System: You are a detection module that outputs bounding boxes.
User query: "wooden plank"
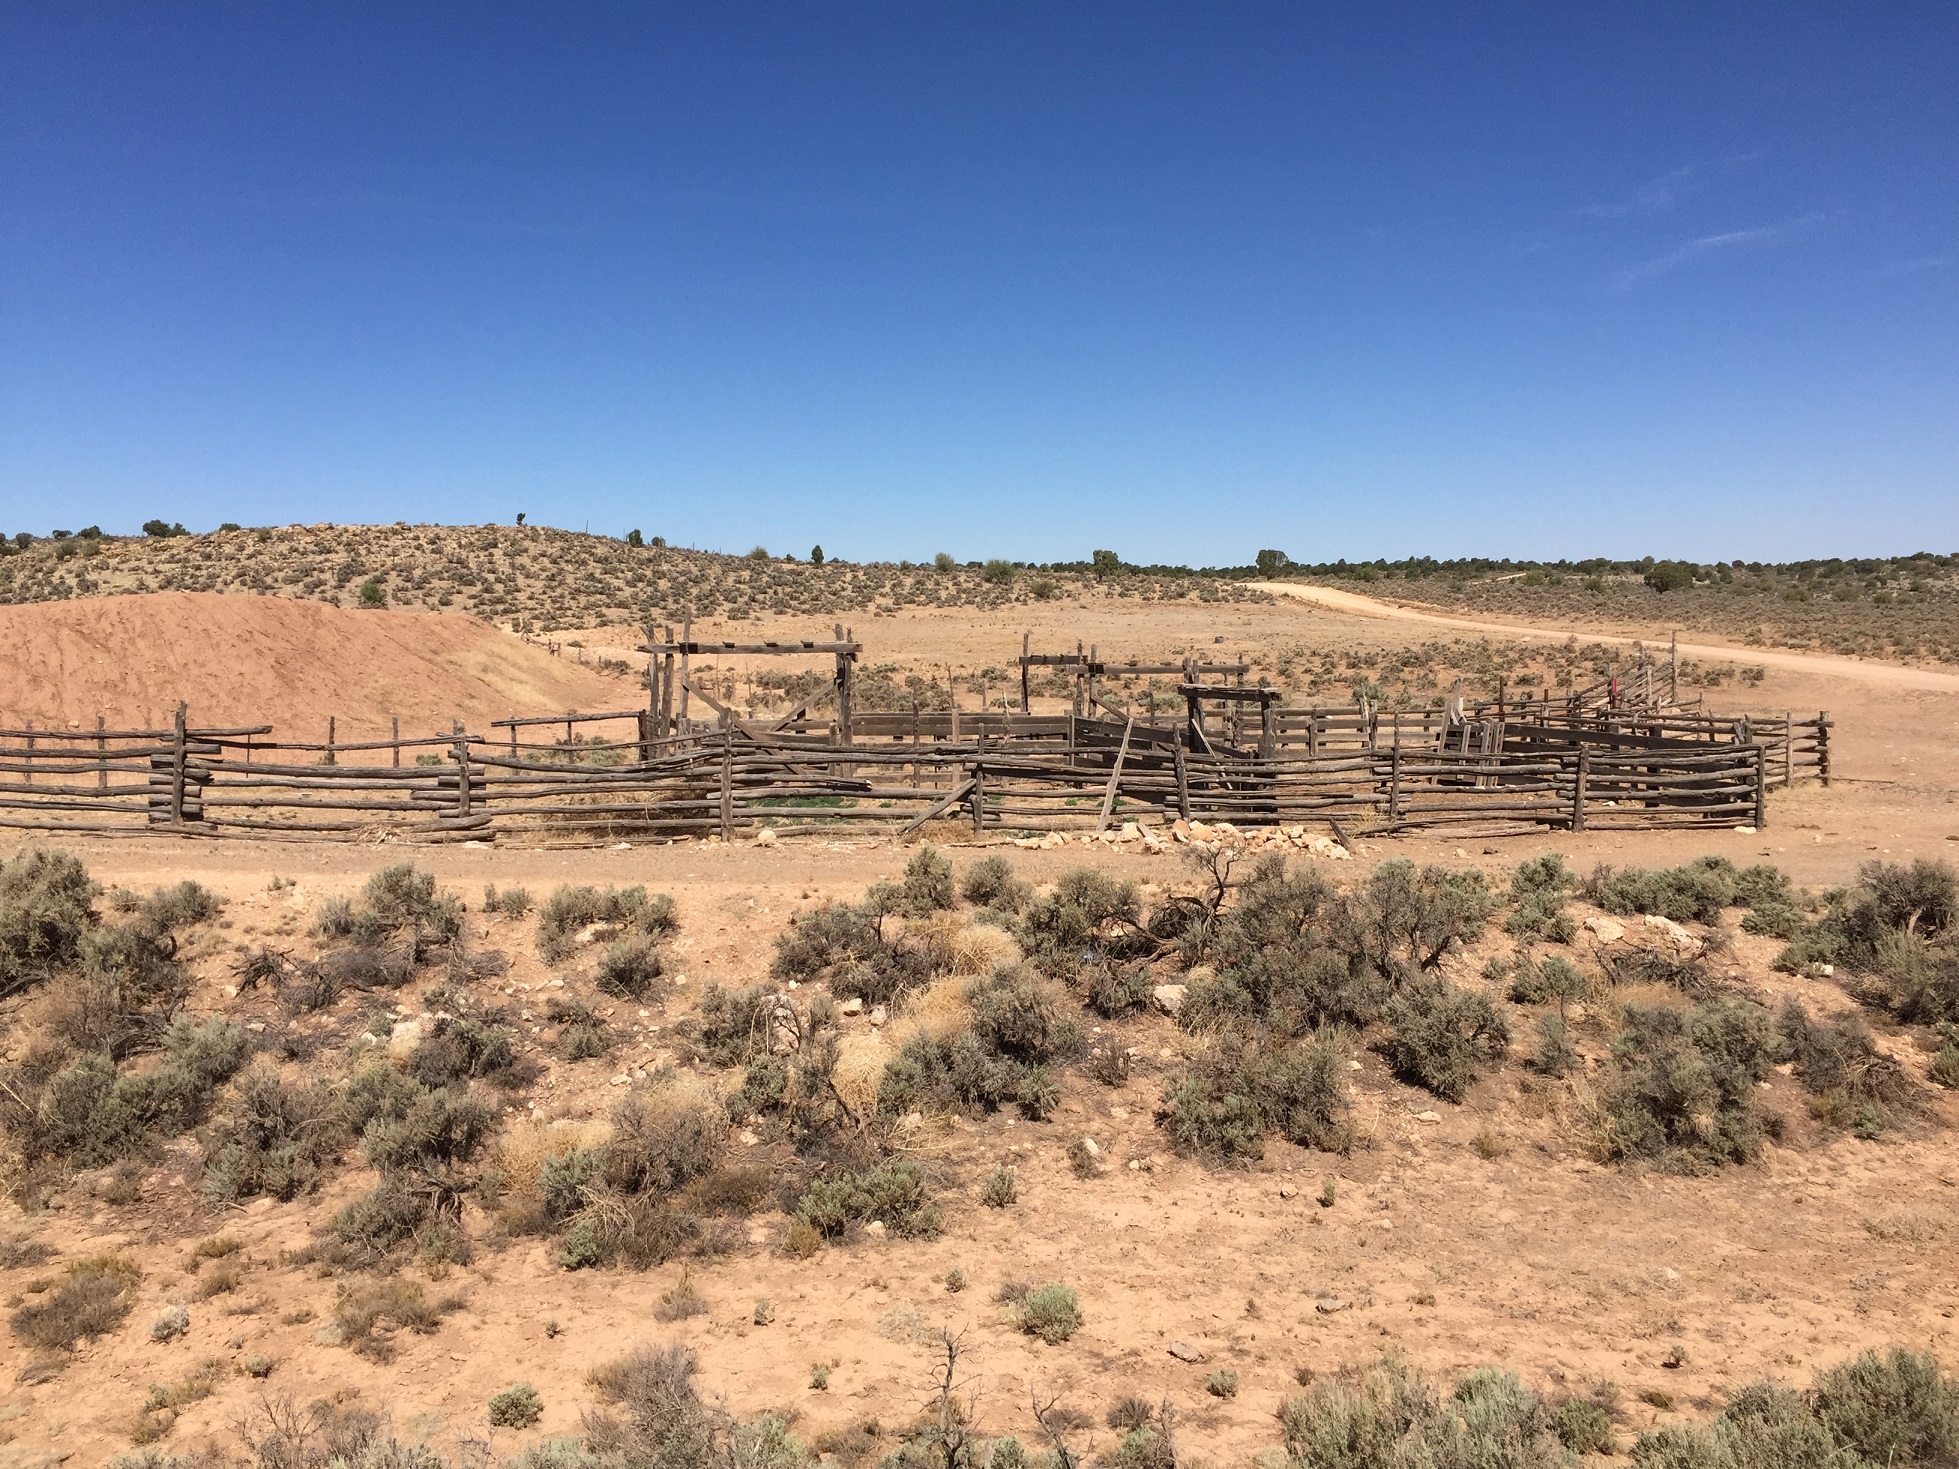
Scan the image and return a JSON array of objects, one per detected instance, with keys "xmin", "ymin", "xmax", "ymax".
[{"xmin": 1093, "ymin": 717, "xmax": 1136, "ymax": 835}]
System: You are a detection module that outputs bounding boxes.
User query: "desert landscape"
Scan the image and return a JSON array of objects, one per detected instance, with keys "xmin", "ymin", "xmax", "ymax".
[{"xmin": 0, "ymin": 533, "xmax": 1955, "ymax": 1468}]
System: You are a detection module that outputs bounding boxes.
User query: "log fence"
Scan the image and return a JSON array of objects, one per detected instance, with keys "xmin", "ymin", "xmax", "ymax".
[{"xmin": 0, "ymin": 628, "xmax": 1830, "ymax": 843}]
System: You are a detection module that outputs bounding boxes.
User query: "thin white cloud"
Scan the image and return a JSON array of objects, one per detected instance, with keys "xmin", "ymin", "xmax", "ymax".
[
  {"xmin": 1614, "ymin": 213, "xmax": 1825, "ymax": 290},
  {"xmin": 1878, "ymin": 255, "xmax": 1951, "ymax": 276},
  {"xmin": 1578, "ymin": 151, "xmax": 1766, "ymax": 220},
  {"xmin": 1579, "ymin": 164, "xmax": 1701, "ymax": 219}
]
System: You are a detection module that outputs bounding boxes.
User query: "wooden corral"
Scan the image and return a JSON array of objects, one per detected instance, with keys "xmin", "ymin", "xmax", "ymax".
[{"xmin": 0, "ymin": 632, "xmax": 1827, "ymax": 844}]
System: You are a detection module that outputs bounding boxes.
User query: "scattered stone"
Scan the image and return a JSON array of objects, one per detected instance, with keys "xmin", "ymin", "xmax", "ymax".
[
  {"xmin": 840, "ymin": 998, "xmax": 864, "ymax": 1016},
  {"xmin": 1413, "ymin": 1110, "xmax": 1441, "ymax": 1124},
  {"xmin": 1279, "ymin": 1184, "xmax": 1297, "ymax": 1199},
  {"xmin": 1079, "ymin": 1138, "xmax": 1100, "ymax": 1158},
  {"xmin": 1315, "ymin": 1298, "xmax": 1350, "ymax": 1314},
  {"xmin": 869, "ymin": 1006, "xmax": 887, "ymax": 1027},
  {"xmin": 1151, "ymin": 984, "xmax": 1188, "ymax": 1017},
  {"xmin": 1169, "ymin": 1340, "xmax": 1207, "ymax": 1363},
  {"xmin": 864, "ymin": 1221, "xmax": 886, "ymax": 1238},
  {"xmin": 1582, "ymin": 915, "xmax": 1626, "ymax": 944}
]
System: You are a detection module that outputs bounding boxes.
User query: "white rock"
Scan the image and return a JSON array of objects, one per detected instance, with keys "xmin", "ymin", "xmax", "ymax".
[
  {"xmin": 755, "ymin": 828, "xmax": 778, "ymax": 846},
  {"xmin": 869, "ymin": 1006, "xmax": 887, "ymax": 1026},
  {"xmin": 840, "ymin": 998, "xmax": 864, "ymax": 1016},
  {"xmin": 1151, "ymin": 984, "xmax": 1188, "ymax": 1017},
  {"xmin": 1168, "ymin": 1340, "xmax": 1207, "ymax": 1363},
  {"xmin": 1582, "ymin": 915, "xmax": 1627, "ymax": 944},
  {"xmin": 864, "ymin": 1220, "xmax": 886, "ymax": 1237},
  {"xmin": 1413, "ymin": 1110, "xmax": 1442, "ymax": 1123},
  {"xmin": 1080, "ymin": 1137, "xmax": 1100, "ymax": 1157}
]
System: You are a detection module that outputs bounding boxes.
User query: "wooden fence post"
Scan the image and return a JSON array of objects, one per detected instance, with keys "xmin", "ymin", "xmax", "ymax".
[
  {"xmin": 326, "ymin": 716, "xmax": 336, "ymax": 767},
  {"xmin": 970, "ymin": 762, "xmax": 986, "ymax": 837},
  {"xmin": 1020, "ymin": 631, "xmax": 1031, "ymax": 713},
  {"xmin": 455, "ymin": 727, "xmax": 473, "ymax": 821},
  {"xmin": 392, "ymin": 716, "xmax": 400, "ymax": 768},
  {"xmin": 1816, "ymin": 711, "xmax": 1830, "ymax": 786},
  {"xmin": 1172, "ymin": 738, "xmax": 1190, "ymax": 820},
  {"xmin": 719, "ymin": 733, "xmax": 734, "ymax": 841},
  {"xmin": 1753, "ymin": 743, "xmax": 1767, "ymax": 830},
  {"xmin": 1387, "ymin": 742, "xmax": 1402, "ymax": 829},
  {"xmin": 171, "ymin": 702, "xmax": 188, "ymax": 825},
  {"xmin": 1572, "ymin": 747, "xmax": 1588, "ymax": 832}
]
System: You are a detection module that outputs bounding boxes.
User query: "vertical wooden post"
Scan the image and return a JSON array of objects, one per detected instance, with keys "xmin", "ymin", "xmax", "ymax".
[
  {"xmin": 948, "ymin": 663, "xmax": 960, "ymax": 742},
  {"xmin": 1816, "ymin": 711, "xmax": 1830, "ymax": 786},
  {"xmin": 455, "ymin": 723, "xmax": 472, "ymax": 821},
  {"xmin": 970, "ymin": 761, "xmax": 986, "ymax": 837},
  {"xmin": 834, "ymin": 624, "xmax": 854, "ymax": 747},
  {"xmin": 392, "ymin": 716, "xmax": 400, "ymax": 768},
  {"xmin": 1572, "ymin": 747, "xmax": 1588, "ymax": 832},
  {"xmin": 1172, "ymin": 737, "xmax": 1190, "ymax": 820},
  {"xmin": 509, "ymin": 714, "xmax": 518, "ymax": 759},
  {"xmin": 637, "ymin": 710, "xmax": 652, "ymax": 764},
  {"xmin": 1087, "ymin": 645, "xmax": 1098, "ymax": 713},
  {"xmin": 96, "ymin": 715, "xmax": 107, "ymax": 791},
  {"xmin": 171, "ymin": 702, "xmax": 188, "ymax": 825},
  {"xmin": 677, "ymin": 616, "xmax": 692, "ymax": 729},
  {"xmin": 326, "ymin": 715, "xmax": 336, "ymax": 767},
  {"xmin": 1783, "ymin": 710, "xmax": 1794, "ymax": 788},
  {"xmin": 1669, "ymin": 631, "xmax": 1679, "ymax": 707},
  {"xmin": 1020, "ymin": 631, "xmax": 1031, "ymax": 713},
  {"xmin": 565, "ymin": 711, "xmax": 574, "ymax": 748},
  {"xmin": 1387, "ymin": 742, "xmax": 1402, "ymax": 829},
  {"xmin": 719, "ymin": 732, "xmax": 734, "ymax": 840},
  {"xmin": 1753, "ymin": 743, "xmax": 1767, "ymax": 829}
]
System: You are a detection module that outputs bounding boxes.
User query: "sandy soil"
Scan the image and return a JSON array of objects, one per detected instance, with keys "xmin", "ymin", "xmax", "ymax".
[
  {"xmin": 2, "ymin": 807, "xmax": 1956, "ymax": 1465},
  {"xmin": 0, "ymin": 591, "xmax": 1956, "ymax": 1466},
  {"xmin": 0, "ymin": 594, "xmax": 635, "ymax": 742}
]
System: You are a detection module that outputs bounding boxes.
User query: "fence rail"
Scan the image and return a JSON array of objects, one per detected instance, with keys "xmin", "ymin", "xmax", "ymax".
[{"xmin": 0, "ymin": 697, "xmax": 1826, "ymax": 843}]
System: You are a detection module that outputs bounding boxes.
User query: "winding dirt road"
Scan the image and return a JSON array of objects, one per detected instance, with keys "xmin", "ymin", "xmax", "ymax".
[{"xmin": 1249, "ymin": 581, "xmax": 1959, "ymax": 693}]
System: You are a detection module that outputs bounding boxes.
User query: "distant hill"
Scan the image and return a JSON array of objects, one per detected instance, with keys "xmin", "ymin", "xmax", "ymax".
[{"xmin": 0, "ymin": 523, "xmax": 1259, "ymax": 633}]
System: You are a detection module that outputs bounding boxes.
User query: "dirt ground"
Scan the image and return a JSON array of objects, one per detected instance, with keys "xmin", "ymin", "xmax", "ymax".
[{"xmin": 1, "ymin": 590, "xmax": 1956, "ymax": 1466}]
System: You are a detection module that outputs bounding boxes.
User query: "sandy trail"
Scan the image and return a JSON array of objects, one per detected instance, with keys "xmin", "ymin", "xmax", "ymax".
[{"xmin": 1250, "ymin": 582, "xmax": 1959, "ymax": 693}]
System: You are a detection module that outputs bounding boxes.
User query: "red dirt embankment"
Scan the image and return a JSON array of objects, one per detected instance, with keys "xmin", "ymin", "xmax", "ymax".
[{"xmin": 0, "ymin": 593, "xmax": 635, "ymax": 740}]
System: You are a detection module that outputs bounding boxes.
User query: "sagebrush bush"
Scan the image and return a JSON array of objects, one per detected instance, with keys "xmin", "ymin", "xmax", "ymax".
[
  {"xmin": 1279, "ymin": 1355, "xmax": 1569, "ymax": 1468},
  {"xmin": 876, "ymin": 967, "xmax": 1079, "ymax": 1120},
  {"xmin": 1159, "ymin": 1030, "xmax": 1354, "ymax": 1162},
  {"xmin": 1603, "ymin": 1000, "xmax": 1777, "ymax": 1172},
  {"xmin": 795, "ymin": 1160, "xmax": 942, "ymax": 1239},
  {"xmin": 201, "ymin": 1064, "xmax": 345, "ymax": 1202},
  {"xmin": 1017, "ymin": 1282, "xmax": 1082, "ymax": 1343},
  {"xmin": 898, "ymin": 845, "xmax": 955, "ymax": 915},
  {"xmin": 488, "ymin": 1382, "xmax": 545, "ymax": 1428},
  {"xmin": 585, "ymin": 1343, "xmax": 810, "ymax": 1468},
  {"xmin": 1587, "ymin": 856, "xmax": 1741, "ymax": 924},
  {"xmin": 1016, "ymin": 868, "xmax": 1148, "ymax": 977},
  {"xmin": 0, "ymin": 847, "xmax": 98, "ymax": 996},
  {"xmin": 596, "ymin": 934, "xmax": 666, "ymax": 999},
  {"xmin": 961, "ymin": 855, "xmax": 1030, "ymax": 912},
  {"xmin": 1778, "ymin": 998, "xmax": 1921, "ymax": 1137},
  {"xmin": 770, "ymin": 897, "xmax": 937, "ymax": 1003},
  {"xmin": 537, "ymin": 885, "xmax": 677, "ymax": 964},
  {"xmin": 135, "ymin": 881, "xmax": 223, "ymax": 934},
  {"xmin": 1381, "ymin": 975, "xmax": 1510, "ymax": 1102},
  {"xmin": 1630, "ymin": 1349, "xmax": 1959, "ymax": 1468}
]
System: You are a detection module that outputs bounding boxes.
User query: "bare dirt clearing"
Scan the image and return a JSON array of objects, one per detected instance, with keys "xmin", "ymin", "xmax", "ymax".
[{"xmin": 0, "ymin": 594, "xmax": 631, "ymax": 740}]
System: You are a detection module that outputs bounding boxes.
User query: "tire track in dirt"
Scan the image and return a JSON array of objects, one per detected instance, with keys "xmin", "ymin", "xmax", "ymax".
[{"xmin": 1249, "ymin": 581, "xmax": 1959, "ymax": 693}]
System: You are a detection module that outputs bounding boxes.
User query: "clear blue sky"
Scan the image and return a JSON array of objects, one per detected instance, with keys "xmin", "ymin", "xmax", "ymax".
[{"xmin": 2, "ymin": 4, "xmax": 1953, "ymax": 565}]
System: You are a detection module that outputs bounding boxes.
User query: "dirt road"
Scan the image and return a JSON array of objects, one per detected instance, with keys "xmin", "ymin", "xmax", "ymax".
[{"xmin": 1250, "ymin": 581, "xmax": 1959, "ymax": 693}]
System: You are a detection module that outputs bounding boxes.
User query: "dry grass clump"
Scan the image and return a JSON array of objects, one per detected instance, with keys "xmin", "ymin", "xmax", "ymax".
[
  {"xmin": 331, "ymin": 1276, "xmax": 464, "ymax": 1361},
  {"xmin": 9, "ymin": 1253, "xmax": 141, "ymax": 1351}
]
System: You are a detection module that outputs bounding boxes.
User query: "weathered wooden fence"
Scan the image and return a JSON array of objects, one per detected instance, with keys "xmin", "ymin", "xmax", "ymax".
[{"xmin": 0, "ymin": 698, "xmax": 1829, "ymax": 843}]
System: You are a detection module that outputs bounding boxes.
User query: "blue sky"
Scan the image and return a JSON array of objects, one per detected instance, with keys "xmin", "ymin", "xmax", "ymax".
[{"xmin": 2, "ymin": 4, "xmax": 1954, "ymax": 565}]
